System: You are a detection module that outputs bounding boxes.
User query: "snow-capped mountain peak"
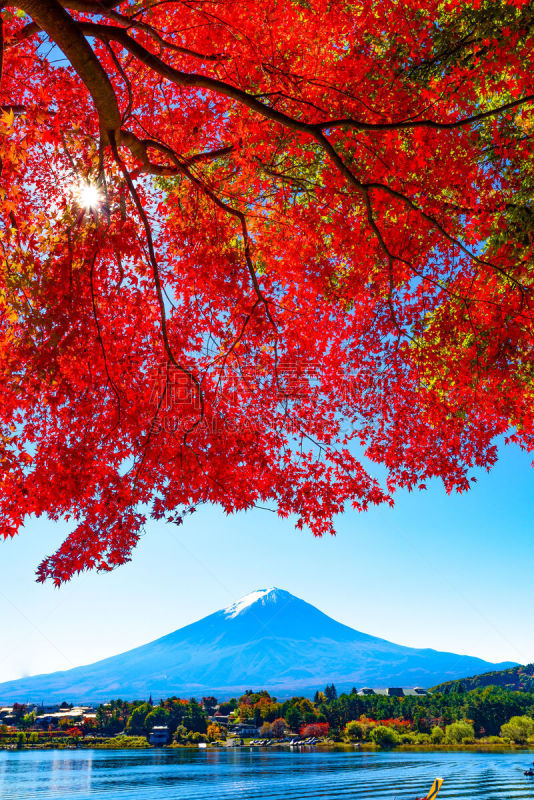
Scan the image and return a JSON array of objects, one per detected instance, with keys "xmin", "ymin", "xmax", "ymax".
[
  {"xmin": 224, "ymin": 587, "xmax": 280, "ymax": 619},
  {"xmin": 0, "ymin": 588, "xmax": 518, "ymax": 703}
]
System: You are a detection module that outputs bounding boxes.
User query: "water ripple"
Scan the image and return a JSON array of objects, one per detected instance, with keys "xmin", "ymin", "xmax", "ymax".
[{"xmin": 2, "ymin": 749, "xmax": 534, "ymax": 800}]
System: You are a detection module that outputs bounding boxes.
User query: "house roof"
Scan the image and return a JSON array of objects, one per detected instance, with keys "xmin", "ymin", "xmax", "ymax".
[{"xmin": 357, "ymin": 687, "xmax": 429, "ymax": 697}]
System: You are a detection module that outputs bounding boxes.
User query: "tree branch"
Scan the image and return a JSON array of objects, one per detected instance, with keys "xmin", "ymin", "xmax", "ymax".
[
  {"xmin": 15, "ymin": 0, "xmax": 121, "ymax": 136},
  {"xmin": 76, "ymin": 20, "xmax": 534, "ymax": 150},
  {"xmin": 75, "ymin": 21, "xmax": 315, "ymax": 136},
  {"xmin": 123, "ymin": 133, "xmax": 277, "ymax": 331},
  {"xmin": 314, "ymin": 131, "xmax": 527, "ymax": 294},
  {"xmin": 108, "ymin": 132, "xmax": 205, "ymax": 439},
  {"xmin": 58, "ymin": 0, "xmax": 122, "ymax": 10},
  {"xmin": 104, "ymin": 7, "xmax": 229, "ymax": 62},
  {"xmin": 315, "ymin": 94, "xmax": 534, "ymax": 133}
]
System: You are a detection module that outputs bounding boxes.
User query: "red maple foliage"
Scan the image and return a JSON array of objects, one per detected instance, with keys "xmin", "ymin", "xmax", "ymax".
[
  {"xmin": 300, "ymin": 722, "xmax": 329, "ymax": 737},
  {"xmin": 366, "ymin": 717, "xmax": 412, "ymax": 731},
  {"xmin": 0, "ymin": 1, "xmax": 533, "ymax": 582}
]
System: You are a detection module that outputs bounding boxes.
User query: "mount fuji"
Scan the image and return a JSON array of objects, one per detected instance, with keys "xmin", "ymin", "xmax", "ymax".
[{"xmin": 0, "ymin": 588, "xmax": 516, "ymax": 702}]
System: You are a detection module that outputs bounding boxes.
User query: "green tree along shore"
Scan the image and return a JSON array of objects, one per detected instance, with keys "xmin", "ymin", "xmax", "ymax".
[{"xmin": 5, "ymin": 682, "xmax": 534, "ymax": 749}]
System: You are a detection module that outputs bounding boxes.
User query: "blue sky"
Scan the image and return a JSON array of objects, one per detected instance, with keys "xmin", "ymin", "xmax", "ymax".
[{"xmin": 1, "ymin": 438, "xmax": 533, "ymax": 684}]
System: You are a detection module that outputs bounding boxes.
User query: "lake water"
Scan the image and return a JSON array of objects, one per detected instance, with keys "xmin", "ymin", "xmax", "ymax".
[{"xmin": 1, "ymin": 748, "xmax": 534, "ymax": 799}]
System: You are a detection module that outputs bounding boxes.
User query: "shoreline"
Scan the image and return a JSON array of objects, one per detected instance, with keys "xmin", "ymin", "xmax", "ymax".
[{"xmin": 2, "ymin": 741, "xmax": 534, "ymax": 754}]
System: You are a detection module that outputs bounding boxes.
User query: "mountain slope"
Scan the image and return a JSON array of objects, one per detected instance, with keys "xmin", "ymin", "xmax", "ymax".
[
  {"xmin": 432, "ymin": 663, "xmax": 534, "ymax": 693},
  {"xmin": 0, "ymin": 588, "xmax": 517, "ymax": 702}
]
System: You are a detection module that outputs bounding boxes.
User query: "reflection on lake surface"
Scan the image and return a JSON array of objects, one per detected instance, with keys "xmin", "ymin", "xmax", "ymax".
[{"xmin": 1, "ymin": 748, "xmax": 534, "ymax": 799}]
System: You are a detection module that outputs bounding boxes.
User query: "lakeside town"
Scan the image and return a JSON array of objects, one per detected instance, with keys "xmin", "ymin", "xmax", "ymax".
[{"xmin": 3, "ymin": 681, "xmax": 534, "ymax": 751}]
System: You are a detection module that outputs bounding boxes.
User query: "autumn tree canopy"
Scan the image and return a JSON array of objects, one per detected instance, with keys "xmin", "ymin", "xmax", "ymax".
[{"xmin": 0, "ymin": 0, "xmax": 533, "ymax": 582}]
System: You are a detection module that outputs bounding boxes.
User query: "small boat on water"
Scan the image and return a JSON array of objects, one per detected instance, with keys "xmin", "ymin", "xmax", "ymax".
[
  {"xmin": 524, "ymin": 761, "xmax": 534, "ymax": 776},
  {"xmin": 415, "ymin": 778, "xmax": 443, "ymax": 800}
]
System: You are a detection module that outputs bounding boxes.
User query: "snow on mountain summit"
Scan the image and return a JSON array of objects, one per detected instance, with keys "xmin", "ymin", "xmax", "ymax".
[{"xmin": 224, "ymin": 587, "xmax": 282, "ymax": 618}]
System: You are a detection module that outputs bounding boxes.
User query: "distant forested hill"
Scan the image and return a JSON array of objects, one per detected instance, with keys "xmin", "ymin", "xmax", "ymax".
[{"xmin": 433, "ymin": 664, "xmax": 534, "ymax": 694}]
